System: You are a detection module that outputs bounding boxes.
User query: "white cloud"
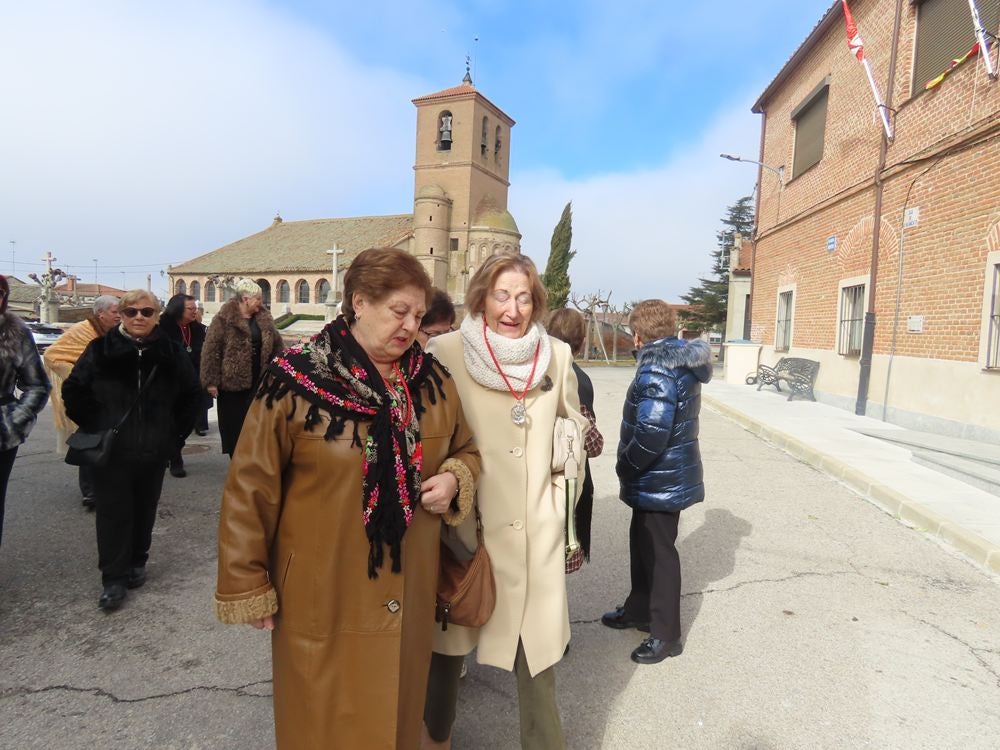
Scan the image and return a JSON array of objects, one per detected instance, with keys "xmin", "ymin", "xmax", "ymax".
[
  {"xmin": 510, "ymin": 101, "xmax": 763, "ymax": 304},
  {"xmin": 0, "ymin": 0, "xmax": 424, "ymax": 291}
]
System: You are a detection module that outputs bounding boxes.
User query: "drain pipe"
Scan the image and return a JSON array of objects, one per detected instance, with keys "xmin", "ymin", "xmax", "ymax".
[{"xmin": 856, "ymin": 0, "xmax": 904, "ymax": 416}]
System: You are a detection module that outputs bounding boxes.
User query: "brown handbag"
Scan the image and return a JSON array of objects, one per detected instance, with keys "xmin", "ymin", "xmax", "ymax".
[{"xmin": 435, "ymin": 511, "xmax": 496, "ymax": 631}]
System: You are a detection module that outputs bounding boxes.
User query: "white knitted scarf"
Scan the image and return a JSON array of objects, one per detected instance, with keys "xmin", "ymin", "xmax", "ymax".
[{"xmin": 460, "ymin": 313, "xmax": 551, "ymax": 393}]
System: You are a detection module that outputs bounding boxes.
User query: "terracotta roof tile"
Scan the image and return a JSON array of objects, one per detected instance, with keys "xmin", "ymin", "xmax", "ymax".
[
  {"xmin": 170, "ymin": 215, "xmax": 414, "ymax": 275},
  {"xmin": 55, "ymin": 282, "xmax": 128, "ymax": 297},
  {"xmin": 412, "ymin": 82, "xmax": 515, "ymax": 125}
]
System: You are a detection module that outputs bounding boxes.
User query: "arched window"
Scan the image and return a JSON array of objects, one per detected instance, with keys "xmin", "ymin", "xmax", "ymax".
[
  {"xmin": 175, "ymin": 279, "xmax": 186, "ymax": 295},
  {"xmin": 315, "ymin": 279, "xmax": 331, "ymax": 304},
  {"xmin": 190, "ymin": 281, "xmax": 201, "ymax": 301},
  {"xmin": 276, "ymin": 280, "xmax": 290, "ymax": 303},
  {"xmin": 494, "ymin": 125, "xmax": 502, "ymax": 161},
  {"xmin": 205, "ymin": 281, "xmax": 216, "ymax": 302},
  {"xmin": 438, "ymin": 110, "xmax": 453, "ymax": 151},
  {"xmin": 481, "ymin": 116, "xmax": 488, "ymax": 156},
  {"xmin": 257, "ymin": 279, "xmax": 271, "ymax": 308},
  {"xmin": 296, "ymin": 280, "xmax": 310, "ymax": 304}
]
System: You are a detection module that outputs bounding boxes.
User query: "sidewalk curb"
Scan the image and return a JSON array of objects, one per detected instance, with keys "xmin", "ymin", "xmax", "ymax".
[{"xmin": 704, "ymin": 394, "xmax": 1000, "ymax": 575}]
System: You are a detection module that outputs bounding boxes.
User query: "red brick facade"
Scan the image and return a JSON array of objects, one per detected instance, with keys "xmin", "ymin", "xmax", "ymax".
[{"xmin": 750, "ymin": 0, "xmax": 1000, "ymax": 435}]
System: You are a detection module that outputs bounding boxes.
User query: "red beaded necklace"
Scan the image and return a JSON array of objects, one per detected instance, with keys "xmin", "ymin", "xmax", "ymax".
[
  {"xmin": 482, "ymin": 317, "xmax": 540, "ymax": 425},
  {"xmin": 382, "ymin": 363, "xmax": 413, "ymax": 428}
]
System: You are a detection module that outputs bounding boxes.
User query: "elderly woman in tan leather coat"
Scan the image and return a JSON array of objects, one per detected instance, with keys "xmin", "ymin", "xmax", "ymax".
[
  {"xmin": 422, "ymin": 254, "xmax": 586, "ymax": 750},
  {"xmin": 215, "ymin": 249, "xmax": 480, "ymax": 750}
]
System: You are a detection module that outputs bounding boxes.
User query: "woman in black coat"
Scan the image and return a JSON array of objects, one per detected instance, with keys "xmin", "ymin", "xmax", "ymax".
[
  {"xmin": 63, "ymin": 290, "xmax": 202, "ymax": 612},
  {"xmin": 0, "ymin": 275, "xmax": 51, "ymax": 545},
  {"xmin": 601, "ymin": 299, "xmax": 712, "ymax": 665},
  {"xmin": 159, "ymin": 293, "xmax": 208, "ymax": 477}
]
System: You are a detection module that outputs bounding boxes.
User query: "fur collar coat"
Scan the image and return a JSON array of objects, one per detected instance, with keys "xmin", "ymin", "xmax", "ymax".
[{"xmin": 200, "ymin": 300, "xmax": 283, "ymax": 392}]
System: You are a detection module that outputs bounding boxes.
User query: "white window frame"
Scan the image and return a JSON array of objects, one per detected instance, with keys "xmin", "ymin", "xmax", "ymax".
[
  {"xmin": 775, "ymin": 284, "xmax": 796, "ymax": 352},
  {"xmin": 836, "ymin": 275, "xmax": 870, "ymax": 357},
  {"xmin": 979, "ymin": 251, "xmax": 1000, "ymax": 370}
]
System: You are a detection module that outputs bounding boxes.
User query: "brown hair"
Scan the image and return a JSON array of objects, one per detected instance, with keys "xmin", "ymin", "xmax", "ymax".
[
  {"xmin": 465, "ymin": 253, "xmax": 547, "ymax": 324},
  {"xmin": 547, "ymin": 308, "xmax": 585, "ymax": 353},
  {"xmin": 423, "ymin": 288, "xmax": 456, "ymax": 328},
  {"xmin": 342, "ymin": 248, "xmax": 432, "ymax": 323},
  {"xmin": 629, "ymin": 299, "xmax": 677, "ymax": 342},
  {"xmin": 121, "ymin": 289, "xmax": 161, "ymax": 321}
]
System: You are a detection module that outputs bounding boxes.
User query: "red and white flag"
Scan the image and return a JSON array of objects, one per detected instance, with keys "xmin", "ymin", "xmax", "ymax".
[
  {"xmin": 842, "ymin": 0, "xmax": 865, "ymax": 61},
  {"xmin": 840, "ymin": 0, "xmax": 893, "ymax": 139}
]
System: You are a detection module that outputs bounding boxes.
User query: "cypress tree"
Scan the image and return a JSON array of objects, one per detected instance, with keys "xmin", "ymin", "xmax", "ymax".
[{"xmin": 542, "ymin": 202, "xmax": 576, "ymax": 309}]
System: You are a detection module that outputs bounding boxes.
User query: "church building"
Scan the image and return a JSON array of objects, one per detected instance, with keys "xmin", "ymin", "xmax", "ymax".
[{"xmin": 168, "ymin": 73, "xmax": 522, "ymax": 316}]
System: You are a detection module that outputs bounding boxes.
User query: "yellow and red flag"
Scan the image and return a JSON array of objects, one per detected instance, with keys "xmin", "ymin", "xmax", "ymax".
[{"xmin": 925, "ymin": 42, "xmax": 981, "ymax": 90}]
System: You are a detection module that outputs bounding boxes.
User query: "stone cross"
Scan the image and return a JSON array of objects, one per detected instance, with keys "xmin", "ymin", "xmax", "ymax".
[{"xmin": 326, "ymin": 244, "xmax": 344, "ymax": 302}]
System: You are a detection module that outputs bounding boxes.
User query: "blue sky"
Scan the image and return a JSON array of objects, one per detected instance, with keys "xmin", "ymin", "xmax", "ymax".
[{"xmin": 0, "ymin": 0, "xmax": 834, "ymax": 302}]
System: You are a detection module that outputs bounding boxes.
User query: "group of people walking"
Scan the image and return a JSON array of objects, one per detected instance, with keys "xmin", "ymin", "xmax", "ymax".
[
  {"xmin": 0, "ymin": 244, "xmax": 711, "ymax": 749},
  {"xmin": 214, "ymin": 248, "xmax": 712, "ymax": 750}
]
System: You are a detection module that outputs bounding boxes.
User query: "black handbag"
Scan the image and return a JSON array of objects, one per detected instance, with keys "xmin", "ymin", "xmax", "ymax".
[{"xmin": 65, "ymin": 364, "xmax": 159, "ymax": 468}]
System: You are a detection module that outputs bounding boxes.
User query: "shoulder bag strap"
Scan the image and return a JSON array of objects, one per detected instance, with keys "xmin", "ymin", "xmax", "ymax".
[{"xmin": 111, "ymin": 363, "xmax": 160, "ymax": 434}]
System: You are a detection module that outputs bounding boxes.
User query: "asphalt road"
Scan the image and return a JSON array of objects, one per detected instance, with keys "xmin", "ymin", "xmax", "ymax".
[{"xmin": 1, "ymin": 366, "xmax": 998, "ymax": 749}]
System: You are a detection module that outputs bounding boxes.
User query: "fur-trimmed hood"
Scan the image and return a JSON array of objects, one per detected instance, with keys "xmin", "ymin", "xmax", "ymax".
[
  {"xmin": 0, "ymin": 312, "xmax": 30, "ymax": 363},
  {"xmin": 637, "ymin": 337, "xmax": 713, "ymax": 384}
]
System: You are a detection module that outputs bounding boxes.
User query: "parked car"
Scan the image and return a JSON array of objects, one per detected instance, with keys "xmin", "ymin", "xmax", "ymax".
[{"xmin": 26, "ymin": 322, "xmax": 63, "ymax": 352}]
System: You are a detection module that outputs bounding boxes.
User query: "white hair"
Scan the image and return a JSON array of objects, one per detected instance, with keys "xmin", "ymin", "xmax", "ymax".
[
  {"xmin": 93, "ymin": 295, "xmax": 120, "ymax": 314},
  {"xmin": 234, "ymin": 278, "xmax": 262, "ymax": 299}
]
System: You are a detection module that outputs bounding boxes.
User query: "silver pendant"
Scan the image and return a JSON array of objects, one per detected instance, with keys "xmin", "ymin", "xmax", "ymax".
[
  {"xmin": 511, "ymin": 401, "xmax": 526, "ymax": 425},
  {"xmin": 185, "ymin": 345, "xmax": 192, "ymax": 353}
]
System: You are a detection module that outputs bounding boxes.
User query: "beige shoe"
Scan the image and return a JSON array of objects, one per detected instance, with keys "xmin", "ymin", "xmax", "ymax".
[{"xmin": 420, "ymin": 723, "xmax": 451, "ymax": 750}]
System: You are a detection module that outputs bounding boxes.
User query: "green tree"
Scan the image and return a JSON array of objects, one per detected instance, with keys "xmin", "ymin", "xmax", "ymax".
[
  {"xmin": 680, "ymin": 195, "xmax": 754, "ymax": 332},
  {"xmin": 542, "ymin": 202, "xmax": 576, "ymax": 309}
]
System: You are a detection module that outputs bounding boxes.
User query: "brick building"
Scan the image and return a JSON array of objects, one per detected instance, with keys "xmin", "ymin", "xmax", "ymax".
[
  {"xmin": 168, "ymin": 73, "xmax": 522, "ymax": 318},
  {"xmin": 749, "ymin": 0, "xmax": 1000, "ymax": 439}
]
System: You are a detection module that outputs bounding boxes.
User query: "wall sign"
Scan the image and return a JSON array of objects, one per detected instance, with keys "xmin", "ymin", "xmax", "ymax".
[
  {"xmin": 907, "ymin": 315, "xmax": 924, "ymax": 333},
  {"xmin": 826, "ymin": 235, "xmax": 837, "ymax": 253},
  {"xmin": 904, "ymin": 207, "xmax": 920, "ymax": 228}
]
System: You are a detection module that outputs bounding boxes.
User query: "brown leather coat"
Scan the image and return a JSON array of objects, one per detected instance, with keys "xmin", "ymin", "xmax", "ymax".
[{"xmin": 215, "ymin": 365, "xmax": 479, "ymax": 750}]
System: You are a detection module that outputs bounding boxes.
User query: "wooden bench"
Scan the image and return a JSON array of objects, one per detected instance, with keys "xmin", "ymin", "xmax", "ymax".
[{"xmin": 755, "ymin": 357, "xmax": 820, "ymax": 401}]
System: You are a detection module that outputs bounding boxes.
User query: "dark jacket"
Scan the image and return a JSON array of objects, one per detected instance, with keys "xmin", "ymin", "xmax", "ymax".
[
  {"xmin": 0, "ymin": 312, "xmax": 51, "ymax": 451},
  {"xmin": 159, "ymin": 313, "xmax": 207, "ymax": 372},
  {"xmin": 63, "ymin": 326, "xmax": 202, "ymax": 463},
  {"xmin": 573, "ymin": 362, "xmax": 596, "ymax": 559},
  {"xmin": 200, "ymin": 300, "xmax": 282, "ymax": 392},
  {"xmin": 616, "ymin": 337, "xmax": 712, "ymax": 512}
]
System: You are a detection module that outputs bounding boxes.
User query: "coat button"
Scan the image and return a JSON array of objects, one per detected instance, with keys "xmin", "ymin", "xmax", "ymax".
[
  {"xmin": 512, "ymin": 520, "xmax": 523, "ymax": 530},
  {"xmin": 512, "ymin": 447, "xmax": 523, "ymax": 457},
  {"xmin": 386, "ymin": 599, "xmax": 401, "ymax": 613}
]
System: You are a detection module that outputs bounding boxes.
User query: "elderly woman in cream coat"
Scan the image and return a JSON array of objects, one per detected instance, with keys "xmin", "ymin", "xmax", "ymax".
[{"xmin": 422, "ymin": 254, "xmax": 587, "ymax": 750}]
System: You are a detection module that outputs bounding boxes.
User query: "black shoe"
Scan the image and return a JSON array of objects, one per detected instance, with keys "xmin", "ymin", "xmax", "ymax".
[
  {"xmin": 98, "ymin": 584, "xmax": 127, "ymax": 612},
  {"xmin": 82, "ymin": 496, "xmax": 96, "ymax": 510},
  {"xmin": 194, "ymin": 428, "xmax": 208, "ymax": 436},
  {"xmin": 127, "ymin": 566, "xmax": 147, "ymax": 589},
  {"xmin": 601, "ymin": 606, "xmax": 651, "ymax": 632},
  {"xmin": 631, "ymin": 637, "xmax": 683, "ymax": 664},
  {"xmin": 169, "ymin": 461, "xmax": 187, "ymax": 478}
]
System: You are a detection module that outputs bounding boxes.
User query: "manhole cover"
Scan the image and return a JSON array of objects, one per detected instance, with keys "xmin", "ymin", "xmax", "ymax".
[{"xmin": 182, "ymin": 444, "xmax": 213, "ymax": 456}]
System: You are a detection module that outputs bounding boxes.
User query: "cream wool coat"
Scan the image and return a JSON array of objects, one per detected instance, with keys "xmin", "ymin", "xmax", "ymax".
[{"xmin": 428, "ymin": 330, "xmax": 587, "ymax": 677}]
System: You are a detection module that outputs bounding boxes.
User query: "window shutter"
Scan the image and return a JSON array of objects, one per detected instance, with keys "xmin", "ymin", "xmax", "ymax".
[
  {"xmin": 793, "ymin": 87, "xmax": 829, "ymax": 176},
  {"xmin": 914, "ymin": 0, "xmax": 1000, "ymax": 92}
]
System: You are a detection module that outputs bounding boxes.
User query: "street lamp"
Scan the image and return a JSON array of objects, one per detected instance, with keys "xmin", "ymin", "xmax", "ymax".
[{"xmin": 720, "ymin": 153, "xmax": 784, "ymax": 182}]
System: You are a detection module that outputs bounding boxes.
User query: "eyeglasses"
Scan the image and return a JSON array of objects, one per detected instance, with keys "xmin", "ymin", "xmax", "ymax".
[
  {"xmin": 122, "ymin": 307, "xmax": 156, "ymax": 319},
  {"xmin": 419, "ymin": 326, "xmax": 453, "ymax": 339}
]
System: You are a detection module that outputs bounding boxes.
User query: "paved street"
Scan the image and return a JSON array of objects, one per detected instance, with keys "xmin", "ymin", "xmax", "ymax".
[{"xmin": 2, "ymin": 365, "xmax": 999, "ymax": 749}]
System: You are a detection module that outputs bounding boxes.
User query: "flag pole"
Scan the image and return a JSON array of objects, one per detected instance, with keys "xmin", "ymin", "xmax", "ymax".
[
  {"xmin": 862, "ymin": 57, "xmax": 894, "ymax": 140},
  {"xmin": 968, "ymin": 0, "xmax": 997, "ymax": 79}
]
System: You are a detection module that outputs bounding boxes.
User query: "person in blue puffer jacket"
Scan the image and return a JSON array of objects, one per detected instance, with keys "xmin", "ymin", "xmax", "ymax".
[{"xmin": 601, "ymin": 299, "xmax": 712, "ymax": 665}]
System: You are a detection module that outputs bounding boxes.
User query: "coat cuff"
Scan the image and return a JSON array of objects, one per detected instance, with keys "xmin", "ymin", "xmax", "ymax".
[
  {"xmin": 439, "ymin": 457, "xmax": 475, "ymax": 527},
  {"xmin": 214, "ymin": 583, "xmax": 278, "ymax": 624}
]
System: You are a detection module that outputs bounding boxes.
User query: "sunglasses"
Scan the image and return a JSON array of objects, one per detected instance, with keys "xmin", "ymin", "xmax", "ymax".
[{"xmin": 122, "ymin": 307, "xmax": 156, "ymax": 319}]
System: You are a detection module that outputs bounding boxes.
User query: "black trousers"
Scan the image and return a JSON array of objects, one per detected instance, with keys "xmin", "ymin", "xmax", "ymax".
[
  {"xmin": 217, "ymin": 389, "xmax": 253, "ymax": 456},
  {"xmin": 79, "ymin": 465, "xmax": 96, "ymax": 501},
  {"xmin": 623, "ymin": 507, "xmax": 682, "ymax": 643},
  {"xmin": 93, "ymin": 461, "xmax": 166, "ymax": 585},
  {"xmin": 196, "ymin": 391, "xmax": 212, "ymax": 432},
  {"xmin": 0, "ymin": 446, "xmax": 18, "ymax": 546}
]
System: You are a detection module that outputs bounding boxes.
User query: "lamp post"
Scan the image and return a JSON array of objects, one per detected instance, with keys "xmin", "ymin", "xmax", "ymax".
[
  {"xmin": 719, "ymin": 153, "xmax": 785, "ymax": 348},
  {"xmin": 720, "ymin": 153, "xmax": 784, "ymax": 182}
]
